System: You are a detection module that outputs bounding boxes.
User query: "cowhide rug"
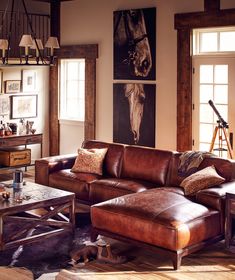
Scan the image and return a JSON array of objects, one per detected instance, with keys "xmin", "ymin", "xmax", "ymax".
[{"xmin": 0, "ymin": 215, "xmax": 92, "ymax": 279}]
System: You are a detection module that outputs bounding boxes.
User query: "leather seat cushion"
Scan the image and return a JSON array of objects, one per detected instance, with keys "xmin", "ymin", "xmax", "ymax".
[
  {"xmin": 91, "ymin": 189, "xmax": 221, "ymax": 251},
  {"xmin": 89, "ymin": 178, "xmax": 156, "ymax": 204},
  {"xmin": 49, "ymin": 169, "xmax": 100, "ymax": 201}
]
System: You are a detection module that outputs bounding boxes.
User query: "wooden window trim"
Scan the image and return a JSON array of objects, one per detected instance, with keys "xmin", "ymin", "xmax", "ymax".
[{"xmin": 49, "ymin": 44, "xmax": 98, "ymax": 155}]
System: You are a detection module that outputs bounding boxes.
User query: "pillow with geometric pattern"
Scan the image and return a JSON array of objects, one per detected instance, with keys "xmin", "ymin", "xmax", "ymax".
[
  {"xmin": 71, "ymin": 148, "xmax": 108, "ymax": 175},
  {"xmin": 180, "ymin": 165, "xmax": 225, "ymax": 196}
]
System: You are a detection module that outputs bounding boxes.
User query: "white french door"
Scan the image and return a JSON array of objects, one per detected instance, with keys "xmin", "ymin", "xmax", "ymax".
[{"xmin": 192, "ymin": 57, "xmax": 235, "ymax": 158}]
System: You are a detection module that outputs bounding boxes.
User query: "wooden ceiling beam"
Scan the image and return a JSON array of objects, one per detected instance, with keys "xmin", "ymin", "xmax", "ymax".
[{"xmin": 175, "ymin": 8, "xmax": 235, "ymax": 29}]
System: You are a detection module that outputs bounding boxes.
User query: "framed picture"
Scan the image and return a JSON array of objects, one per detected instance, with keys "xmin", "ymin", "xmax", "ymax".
[
  {"xmin": 22, "ymin": 70, "xmax": 37, "ymax": 92},
  {"xmin": 0, "ymin": 95, "xmax": 10, "ymax": 115},
  {"xmin": 113, "ymin": 83, "xmax": 156, "ymax": 147},
  {"xmin": 11, "ymin": 95, "xmax": 38, "ymax": 119},
  {"xmin": 4, "ymin": 80, "xmax": 21, "ymax": 93},
  {"xmin": 113, "ymin": 7, "xmax": 156, "ymax": 80}
]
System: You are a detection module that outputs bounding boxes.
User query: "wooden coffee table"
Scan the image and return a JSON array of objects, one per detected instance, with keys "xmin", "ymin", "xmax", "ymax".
[{"xmin": 0, "ymin": 181, "xmax": 75, "ymax": 250}]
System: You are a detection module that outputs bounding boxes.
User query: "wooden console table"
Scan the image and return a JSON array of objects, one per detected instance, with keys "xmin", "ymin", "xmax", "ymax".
[{"xmin": 0, "ymin": 133, "xmax": 43, "ymax": 170}]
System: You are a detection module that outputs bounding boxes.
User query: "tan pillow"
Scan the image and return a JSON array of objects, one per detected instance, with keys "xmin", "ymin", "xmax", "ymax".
[
  {"xmin": 71, "ymin": 148, "xmax": 108, "ymax": 175},
  {"xmin": 180, "ymin": 165, "xmax": 225, "ymax": 196}
]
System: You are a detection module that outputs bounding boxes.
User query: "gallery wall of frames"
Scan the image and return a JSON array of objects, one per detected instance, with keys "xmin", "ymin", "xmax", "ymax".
[
  {"xmin": 113, "ymin": 7, "xmax": 156, "ymax": 148},
  {"xmin": 0, "ymin": 69, "xmax": 38, "ymax": 121},
  {"xmin": 0, "ymin": 66, "xmax": 49, "ymax": 157}
]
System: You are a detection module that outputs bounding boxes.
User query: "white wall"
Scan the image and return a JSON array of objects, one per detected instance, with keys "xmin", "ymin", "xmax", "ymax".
[
  {"xmin": 0, "ymin": 66, "xmax": 49, "ymax": 160},
  {"xmin": 60, "ymin": 0, "xmax": 235, "ymax": 151}
]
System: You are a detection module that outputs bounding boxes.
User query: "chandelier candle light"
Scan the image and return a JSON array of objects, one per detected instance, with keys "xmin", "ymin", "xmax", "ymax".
[
  {"xmin": 0, "ymin": 0, "xmax": 60, "ymax": 65},
  {"xmin": 0, "ymin": 39, "xmax": 9, "ymax": 64}
]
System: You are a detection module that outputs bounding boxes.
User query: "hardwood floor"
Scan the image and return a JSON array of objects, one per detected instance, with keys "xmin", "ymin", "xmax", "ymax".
[
  {"xmin": 58, "ymin": 238, "xmax": 235, "ymax": 280},
  {"xmin": 0, "ymin": 168, "xmax": 35, "ymax": 183},
  {"xmin": 1, "ymin": 168, "xmax": 235, "ymax": 279}
]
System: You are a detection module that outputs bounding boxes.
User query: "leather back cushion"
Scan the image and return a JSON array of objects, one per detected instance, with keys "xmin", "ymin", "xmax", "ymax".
[
  {"xmin": 121, "ymin": 146, "xmax": 173, "ymax": 185},
  {"xmin": 167, "ymin": 152, "xmax": 235, "ymax": 186},
  {"xmin": 82, "ymin": 140, "xmax": 124, "ymax": 178}
]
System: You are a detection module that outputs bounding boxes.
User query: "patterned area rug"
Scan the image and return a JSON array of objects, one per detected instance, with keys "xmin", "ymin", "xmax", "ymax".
[{"xmin": 0, "ymin": 215, "xmax": 92, "ymax": 279}]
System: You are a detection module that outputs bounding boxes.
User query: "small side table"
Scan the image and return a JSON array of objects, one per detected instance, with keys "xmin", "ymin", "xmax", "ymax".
[{"xmin": 225, "ymin": 191, "xmax": 235, "ymax": 249}]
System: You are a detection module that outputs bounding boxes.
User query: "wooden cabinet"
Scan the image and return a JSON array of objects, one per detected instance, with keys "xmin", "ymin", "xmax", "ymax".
[{"xmin": 0, "ymin": 133, "xmax": 43, "ymax": 170}]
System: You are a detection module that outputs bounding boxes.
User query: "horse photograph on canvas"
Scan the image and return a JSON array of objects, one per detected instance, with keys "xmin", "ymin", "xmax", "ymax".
[
  {"xmin": 113, "ymin": 8, "xmax": 156, "ymax": 80},
  {"xmin": 113, "ymin": 83, "xmax": 155, "ymax": 147}
]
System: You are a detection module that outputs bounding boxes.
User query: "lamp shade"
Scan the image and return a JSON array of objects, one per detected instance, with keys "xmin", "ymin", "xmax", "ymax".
[
  {"xmin": 0, "ymin": 39, "xmax": 8, "ymax": 50},
  {"xmin": 19, "ymin": 34, "xmax": 33, "ymax": 47},
  {"xmin": 45, "ymin": 37, "xmax": 60, "ymax": 49},
  {"xmin": 31, "ymin": 39, "xmax": 44, "ymax": 50}
]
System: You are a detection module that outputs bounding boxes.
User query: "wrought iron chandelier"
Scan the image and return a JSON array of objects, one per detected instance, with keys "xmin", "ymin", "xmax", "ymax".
[{"xmin": 0, "ymin": 0, "xmax": 60, "ymax": 66}]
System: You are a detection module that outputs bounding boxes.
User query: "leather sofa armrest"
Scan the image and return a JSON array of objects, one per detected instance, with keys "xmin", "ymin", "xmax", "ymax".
[
  {"xmin": 35, "ymin": 154, "xmax": 77, "ymax": 186},
  {"xmin": 195, "ymin": 181, "xmax": 235, "ymax": 211}
]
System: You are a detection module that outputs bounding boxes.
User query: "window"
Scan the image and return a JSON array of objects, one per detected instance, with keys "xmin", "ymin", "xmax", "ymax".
[
  {"xmin": 193, "ymin": 27, "xmax": 235, "ymax": 54},
  {"xmin": 60, "ymin": 59, "xmax": 85, "ymax": 121},
  {"xmin": 193, "ymin": 57, "xmax": 235, "ymax": 159}
]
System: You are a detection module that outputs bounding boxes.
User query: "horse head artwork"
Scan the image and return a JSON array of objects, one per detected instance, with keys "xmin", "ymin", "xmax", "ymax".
[
  {"xmin": 114, "ymin": 9, "xmax": 152, "ymax": 78},
  {"xmin": 124, "ymin": 83, "xmax": 145, "ymax": 144}
]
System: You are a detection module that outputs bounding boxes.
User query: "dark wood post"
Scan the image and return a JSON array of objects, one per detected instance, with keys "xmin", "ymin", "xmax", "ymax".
[
  {"xmin": 177, "ymin": 28, "xmax": 192, "ymax": 151},
  {"xmin": 50, "ymin": 0, "xmax": 61, "ymax": 41},
  {"xmin": 85, "ymin": 58, "xmax": 96, "ymax": 140},
  {"xmin": 49, "ymin": 0, "xmax": 60, "ymax": 155},
  {"xmin": 204, "ymin": 0, "xmax": 220, "ymax": 12},
  {"xmin": 49, "ymin": 64, "xmax": 60, "ymax": 156}
]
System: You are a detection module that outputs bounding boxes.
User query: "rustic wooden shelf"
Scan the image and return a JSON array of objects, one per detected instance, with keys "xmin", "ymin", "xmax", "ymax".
[{"xmin": 0, "ymin": 133, "xmax": 43, "ymax": 172}]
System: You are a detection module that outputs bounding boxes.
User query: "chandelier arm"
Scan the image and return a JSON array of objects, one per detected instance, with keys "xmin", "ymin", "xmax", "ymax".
[{"xmin": 21, "ymin": 0, "xmax": 45, "ymax": 64}]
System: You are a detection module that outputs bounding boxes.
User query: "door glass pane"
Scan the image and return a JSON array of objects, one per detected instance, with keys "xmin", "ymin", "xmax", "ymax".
[
  {"xmin": 200, "ymin": 123, "xmax": 213, "ymax": 142},
  {"xmin": 200, "ymin": 65, "xmax": 213, "ymax": 83},
  {"xmin": 200, "ymin": 32, "xmax": 218, "ymax": 52},
  {"xmin": 200, "ymin": 85, "xmax": 213, "ymax": 102},
  {"xmin": 214, "ymin": 65, "xmax": 228, "ymax": 84},
  {"xmin": 200, "ymin": 104, "xmax": 213, "ymax": 123},
  {"xmin": 214, "ymin": 105, "xmax": 228, "ymax": 123},
  {"xmin": 199, "ymin": 143, "xmax": 211, "ymax": 152},
  {"xmin": 214, "ymin": 85, "xmax": 228, "ymax": 104},
  {"xmin": 220, "ymin": 32, "xmax": 235, "ymax": 51}
]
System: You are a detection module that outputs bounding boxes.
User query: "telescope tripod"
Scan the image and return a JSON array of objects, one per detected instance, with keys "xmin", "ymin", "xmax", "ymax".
[{"xmin": 209, "ymin": 123, "xmax": 233, "ymax": 159}]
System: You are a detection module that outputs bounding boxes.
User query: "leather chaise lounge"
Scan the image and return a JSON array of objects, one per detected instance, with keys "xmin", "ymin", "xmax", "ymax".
[{"xmin": 35, "ymin": 140, "xmax": 235, "ymax": 269}]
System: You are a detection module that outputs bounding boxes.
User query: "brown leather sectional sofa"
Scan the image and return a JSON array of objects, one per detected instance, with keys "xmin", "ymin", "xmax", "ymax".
[{"xmin": 35, "ymin": 140, "xmax": 235, "ymax": 269}]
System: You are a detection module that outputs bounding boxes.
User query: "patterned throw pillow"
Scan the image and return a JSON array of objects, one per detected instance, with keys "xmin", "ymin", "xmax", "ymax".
[
  {"xmin": 180, "ymin": 165, "xmax": 225, "ymax": 196},
  {"xmin": 71, "ymin": 148, "xmax": 108, "ymax": 175}
]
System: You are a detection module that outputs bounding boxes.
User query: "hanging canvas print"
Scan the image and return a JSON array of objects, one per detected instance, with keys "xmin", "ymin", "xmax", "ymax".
[
  {"xmin": 113, "ymin": 83, "xmax": 155, "ymax": 147},
  {"xmin": 113, "ymin": 7, "xmax": 156, "ymax": 80}
]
